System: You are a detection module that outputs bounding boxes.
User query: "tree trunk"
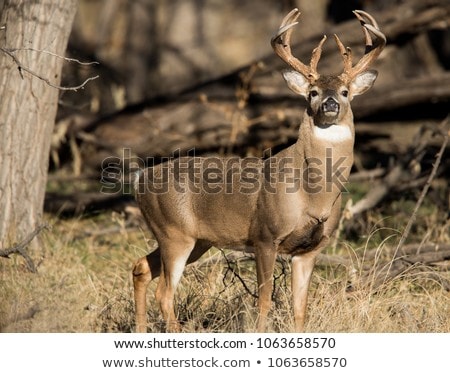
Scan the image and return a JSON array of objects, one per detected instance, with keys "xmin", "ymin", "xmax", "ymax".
[
  {"xmin": 295, "ymin": 0, "xmax": 328, "ymax": 39},
  {"xmin": 125, "ymin": 0, "xmax": 163, "ymax": 103},
  {"xmin": 0, "ymin": 0, "xmax": 77, "ymax": 246}
]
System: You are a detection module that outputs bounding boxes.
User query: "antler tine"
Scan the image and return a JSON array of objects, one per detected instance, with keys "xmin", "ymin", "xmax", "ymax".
[
  {"xmin": 333, "ymin": 34, "xmax": 353, "ymax": 76},
  {"xmin": 353, "ymin": 10, "xmax": 373, "ymax": 51},
  {"xmin": 272, "ymin": 8, "xmax": 300, "ymax": 46},
  {"xmin": 310, "ymin": 35, "xmax": 327, "ymax": 73},
  {"xmin": 354, "ymin": 10, "xmax": 380, "ymax": 29},
  {"xmin": 339, "ymin": 10, "xmax": 386, "ymax": 83},
  {"xmin": 271, "ymin": 8, "xmax": 321, "ymax": 82}
]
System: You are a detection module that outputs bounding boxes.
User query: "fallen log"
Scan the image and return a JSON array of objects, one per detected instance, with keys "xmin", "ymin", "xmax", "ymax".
[
  {"xmin": 52, "ymin": 0, "xmax": 450, "ymax": 173},
  {"xmin": 72, "ymin": 71, "xmax": 450, "ymax": 175},
  {"xmin": 348, "ymin": 118, "xmax": 449, "ymax": 217}
]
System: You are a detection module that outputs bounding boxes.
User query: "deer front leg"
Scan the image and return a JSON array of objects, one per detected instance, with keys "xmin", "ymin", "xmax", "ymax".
[
  {"xmin": 132, "ymin": 250, "xmax": 162, "ymax": 333},
  {"xmin": 291, "ymin": 248, "xmax": 321, "ymax": 332},
  {"xmin": 254, "ymin": 245, "xmax": 277, "ymax": 332}
]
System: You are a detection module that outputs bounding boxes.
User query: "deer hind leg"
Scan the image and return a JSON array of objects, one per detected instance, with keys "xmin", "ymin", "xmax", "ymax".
[
  {"xmin": 133, "ymin": 250, "xmax": 162, "ymax": 333},
  {"xmin": 155, "ymin": 238, "xmax": 209, "ymax": 332},
  {"xmin": 133, "ymin": 240, "xmax": 211, "ymax": 333},
  {"xmin": 254, "ymin": 245, "xmax": 277, "ymax": 332}
]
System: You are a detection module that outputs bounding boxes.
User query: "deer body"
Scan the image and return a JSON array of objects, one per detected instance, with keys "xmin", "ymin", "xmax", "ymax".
[{"xmin": 132, "ymin": 9, "xmax": 385, "ymax": 332}]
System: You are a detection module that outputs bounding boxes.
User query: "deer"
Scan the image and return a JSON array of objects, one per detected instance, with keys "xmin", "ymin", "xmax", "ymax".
[{"xmin": 132, "ymin": 8, "xmax": 385, "ymax": 333}]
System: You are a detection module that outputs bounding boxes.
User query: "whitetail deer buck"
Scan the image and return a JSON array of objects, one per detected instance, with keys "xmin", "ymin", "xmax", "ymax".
[{"xmin": 132, "ymin": 8, "xmax": 385, "ymax": 332}]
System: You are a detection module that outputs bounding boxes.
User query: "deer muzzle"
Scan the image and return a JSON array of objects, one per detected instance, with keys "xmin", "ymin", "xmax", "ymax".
[{"xmin": 322, "ymin": 97, "xmax": 339, "ymax": 115}]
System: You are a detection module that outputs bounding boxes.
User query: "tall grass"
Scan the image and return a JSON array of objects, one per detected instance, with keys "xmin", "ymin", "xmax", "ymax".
[{"xmin": 1, "ymin": 210, "xmax": 448, "ymax": 333}]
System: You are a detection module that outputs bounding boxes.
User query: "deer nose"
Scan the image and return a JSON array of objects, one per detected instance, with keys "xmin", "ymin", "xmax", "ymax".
[{"xmin": 322, "ymin": 97, "xmax": 339, "ymax": 113}]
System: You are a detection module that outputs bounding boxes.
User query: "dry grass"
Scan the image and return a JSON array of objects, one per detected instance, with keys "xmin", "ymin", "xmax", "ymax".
[{"xmin": 1, "ymin": 208, "xmax": 449, "ymax": 333}]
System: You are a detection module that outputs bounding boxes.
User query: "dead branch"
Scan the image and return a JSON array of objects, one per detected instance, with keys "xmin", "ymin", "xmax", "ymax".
[
  {"xmin": 353, "ymin": 73, "xmax": 450, "ymax": 117},
  {"xmin": 362, "ymin": 242, "xmax": 450, "ymax": 261},
  {"xmin": 397, "ymin": 242, "xmax": 450, "ymax": 257},
  {"xmin": 13, "ymin": 47, "xmax": 99, "ymax": 66},
  {"xmin": 347, "ymin": 165, "xmax": 404, "ymax": 216},
  {"xmin": 0, "ymin": 47, "xmax": 99, "ymax": 91},
  {"xmin": 348, "ymin": 118, "xmax": 449, "ymax": 217},
  {"xmin": 219, "ymin": 249, "xmax": 258, "ymax": 299},
  {"xmin": 0, "ymin": 223, "xmax": 50, "ymax": 272},
  {"xmin": 367, "ymin": 259, "xmax": 450, "ymax": 291},
  {"xmin": 44, "ymin": 191, "xmax": 133, "ymax": 216},
  {"xmin": 394, "ymin": 116, "xmax": 449, "ymax": 253},
  {"xmin": 348, "ymin": 168, "xmax": 386, "ymax": 182},
  {"xmin": 402, "ymin": 249, "xmax": 450, "ymax": 265},
  {"xmin": 346, "ymin": 239, "xmax": 450, "ymax": 291},
  {"xmin": 316, "ymin": 253, "xmax": 352, "ymax": 268}
]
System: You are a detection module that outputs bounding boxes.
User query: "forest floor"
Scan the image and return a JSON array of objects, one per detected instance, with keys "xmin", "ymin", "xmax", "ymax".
[{"xmin": 1, "ymin": 181, "xmax": 449, "ymax": 333}]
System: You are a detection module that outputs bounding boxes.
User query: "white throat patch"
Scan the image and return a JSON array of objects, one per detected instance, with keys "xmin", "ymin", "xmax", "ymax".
[{"xmin": 313, "ymin": 125, "xmax": 352, "ymax": 142}]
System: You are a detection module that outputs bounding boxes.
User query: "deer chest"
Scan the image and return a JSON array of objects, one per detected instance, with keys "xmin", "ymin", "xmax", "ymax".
[{"xmin": 277, "ymin": 220, "xmax": 324, "ymax": 256}]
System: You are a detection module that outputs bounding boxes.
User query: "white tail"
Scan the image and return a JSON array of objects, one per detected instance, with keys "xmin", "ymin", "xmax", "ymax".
[{"xmin": 132, "ymin": 8, "xmax": 385, "ymax": 332}]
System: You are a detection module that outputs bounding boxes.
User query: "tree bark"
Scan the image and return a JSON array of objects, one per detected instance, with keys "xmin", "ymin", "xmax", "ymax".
[{"xmin": 0, "ymin": 0, "xmax": 78, "ymax": 245}]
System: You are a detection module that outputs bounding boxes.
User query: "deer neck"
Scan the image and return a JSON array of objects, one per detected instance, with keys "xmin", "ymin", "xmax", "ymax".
[
  {"xmin": 293, "ymin": 110, "xmax": 355, "ymax": 219},
  {"xmin": 295, "ymin": 109, "xmax": 354, "ymax": 162}
]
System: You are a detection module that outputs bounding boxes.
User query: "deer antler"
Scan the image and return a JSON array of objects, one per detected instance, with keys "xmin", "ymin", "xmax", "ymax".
[
  {"xmin": 335, "ymin": 10, "xmax": 386, "ymax": 84},
  {"xmin": 271, "ymin": 8, "xmax": 326, "ymax": 83}
]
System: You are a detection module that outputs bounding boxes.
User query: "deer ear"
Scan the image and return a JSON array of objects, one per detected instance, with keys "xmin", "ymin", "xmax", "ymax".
[
  {"xmin": 282, "ymin": 69, "xmax": 310, "ymax": 98},
  {"xmin": 350, "ymin": 70, "xmax": 378, "ymax": 97}
]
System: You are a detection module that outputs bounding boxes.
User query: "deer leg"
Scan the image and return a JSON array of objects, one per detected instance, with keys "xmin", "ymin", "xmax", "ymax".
[
  {"xmin": 291, "ymin": 247, "xmax": 322, "ymax": 332},
  {"xmin": 133, "ymin": 240, "xmax": 210, "ymax": 333},
  {"xmin": 155, "ymin": 238, "xmax": 200, "ymax": 332},
  {"xmin": 154, "ymin": 263, "xmax": 178, "ymax": 332},
  {"xmin": 291, "ymin": 197, "xmax": 341, "ymax": 332},
  {"xmin": 254, "ymin": 245, "xmax": 277, "ymax": 332},
  {"xmin": 187, "ymin": 240, "xmax": 212, "ymax": 265},
  {"xmin": 133, "ymin": 250, "xmax": 161, "ymax": 333}
]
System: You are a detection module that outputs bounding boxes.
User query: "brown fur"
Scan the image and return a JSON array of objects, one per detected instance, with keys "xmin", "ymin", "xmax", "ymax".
[{"xmin": 132, "ymin": 9, "xmax": 384, "ymax": 332}]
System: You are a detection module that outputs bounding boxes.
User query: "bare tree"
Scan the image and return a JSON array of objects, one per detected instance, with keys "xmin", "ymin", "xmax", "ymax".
[{"xmin": 0, "ymin": 1, "xmax": 78, "ymax": 248}]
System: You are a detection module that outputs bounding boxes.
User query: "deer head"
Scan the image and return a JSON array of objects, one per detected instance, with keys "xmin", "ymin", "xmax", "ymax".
[{"xmin": 271, "ymin": 8, "xmax": 386, "ymax": 126}]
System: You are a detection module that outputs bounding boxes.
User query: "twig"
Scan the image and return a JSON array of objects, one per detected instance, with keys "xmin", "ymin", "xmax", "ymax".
[
  {"xmin": 219, "ymin": 249, "xmax": 258, "ymax": 298},
  {"xmin": 395, "ymin": 117, "xmax": 449, "ymax": 252},
  {"xmin": 9, "ymin": 47, "xmax": 99, "ymax": 66},
  {"xmin": 0, "ymin": 223, "xmax": 50, "ymax": 272},
  {"xmin": 384, "ymin": 117, "xmax": 449, "ymax": 282},
  {"xmin": 0, "ymin": 47, "xmax": 99, "ymax": 91}
]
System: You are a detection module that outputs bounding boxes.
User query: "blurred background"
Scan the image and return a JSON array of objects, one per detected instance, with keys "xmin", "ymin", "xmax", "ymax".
[{"xmin": 48, "ymin": 0, "xmax": 450, "ymax": 219}]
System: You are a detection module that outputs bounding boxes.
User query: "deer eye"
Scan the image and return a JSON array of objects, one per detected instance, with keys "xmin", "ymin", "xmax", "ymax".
[
  {"xmin": 310, "ymin": 90, "xmax": 319, "ymax": 98},
  {"xmin": 341, "ymin": 90, "xmax": 349, "ymax": 97}
]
